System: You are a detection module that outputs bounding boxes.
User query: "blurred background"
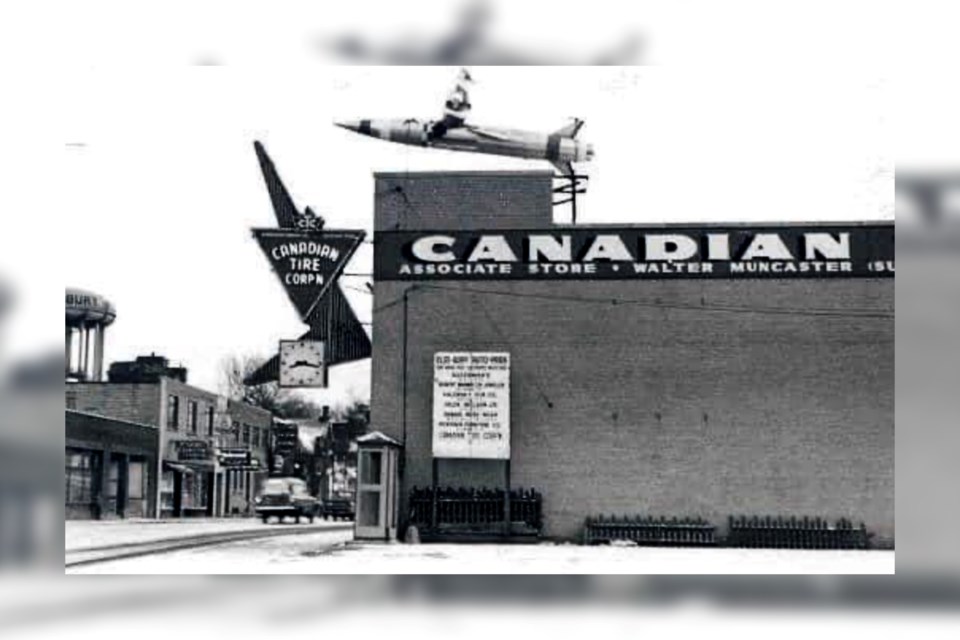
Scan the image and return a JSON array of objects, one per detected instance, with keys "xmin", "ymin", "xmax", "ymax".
[{"xmin": 2, "ymin": 0, "xmax": 960, "ymax": 636}]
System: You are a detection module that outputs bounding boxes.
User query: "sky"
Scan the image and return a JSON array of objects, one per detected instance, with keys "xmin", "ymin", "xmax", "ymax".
[{"xmin": 1, "ymin": 66, "xmax": 889, "ymax": 405}]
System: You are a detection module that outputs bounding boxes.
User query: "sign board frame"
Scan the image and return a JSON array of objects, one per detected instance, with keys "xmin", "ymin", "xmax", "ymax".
[{"xmin": 432, "ymin": 351, "xmax": 511, "ymax": 460}]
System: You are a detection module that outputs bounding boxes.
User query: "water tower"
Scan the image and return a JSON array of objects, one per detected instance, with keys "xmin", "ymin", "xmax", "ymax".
[{"xmin": 65, "ymin": 288, "xmax": 116, "ymax": 382}]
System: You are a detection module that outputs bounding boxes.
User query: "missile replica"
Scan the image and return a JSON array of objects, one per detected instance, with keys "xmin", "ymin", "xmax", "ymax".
[{"xmin": 336, "ymin": 69, "xmax": 594, "ymax": 176}]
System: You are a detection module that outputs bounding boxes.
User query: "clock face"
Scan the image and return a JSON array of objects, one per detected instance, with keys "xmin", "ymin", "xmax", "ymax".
[{"xmin": 279, "ymin": 340, "xmax": 327, "ymax": 387}]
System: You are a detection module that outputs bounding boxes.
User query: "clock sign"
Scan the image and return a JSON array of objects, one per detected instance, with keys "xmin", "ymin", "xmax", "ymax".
[{"xmin": 278, "ymin": 340, "xmax": 327, "ymax": 388}]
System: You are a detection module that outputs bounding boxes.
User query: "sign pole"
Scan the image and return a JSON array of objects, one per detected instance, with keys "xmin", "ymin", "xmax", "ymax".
[
  {"xmin": 431, "ymin": 457, "xmax": 439, "ymax": 533},
  {"xmin": 503, "ymin": 459, "xmax": 511, "ymax": 536}
]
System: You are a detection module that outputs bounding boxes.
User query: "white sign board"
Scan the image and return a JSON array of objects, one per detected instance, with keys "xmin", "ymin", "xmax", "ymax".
[{"xmin": 432, "ymin": 352, "xmax": 510, "ymax": 460}]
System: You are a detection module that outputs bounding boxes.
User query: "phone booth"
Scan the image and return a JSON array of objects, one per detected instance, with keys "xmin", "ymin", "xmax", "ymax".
[{"xmin": 354, "ymin": 431, "xmax": 402, "ymax": 541}]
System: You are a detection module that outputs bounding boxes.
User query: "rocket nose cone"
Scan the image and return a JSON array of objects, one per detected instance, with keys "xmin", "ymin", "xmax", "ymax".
[{"xmin": 335, "ymin": 119, "xmax": 371, "ymax": 135}]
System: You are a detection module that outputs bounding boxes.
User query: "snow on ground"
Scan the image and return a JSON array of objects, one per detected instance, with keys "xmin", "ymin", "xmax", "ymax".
[
  {"xmin": 276, "ymin": 541, "xmax": 895, "ymax": 575},
  {"xmin": 65, "ymin": 518, "xmax": 342, "ymax": 551},
  {"xmin": 68, "ymin": 528, "xmax": 895, "ymax": 574}
]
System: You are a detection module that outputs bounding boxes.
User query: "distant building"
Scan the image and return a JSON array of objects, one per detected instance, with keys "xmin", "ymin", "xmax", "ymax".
[
  {"xmin": 68, "ymin": 366, "xmax": 271, "ymax": 519},
  {"xmin": 108, "ymin": 353, "xmax": 188, "ymax": 384},
  {"xmin": 66, "ymin": 410, "xmax": 158, "ymax": 519},
  {"xmin": 64, "ymin": 296, "xmax": 273, "ymax": 522}
]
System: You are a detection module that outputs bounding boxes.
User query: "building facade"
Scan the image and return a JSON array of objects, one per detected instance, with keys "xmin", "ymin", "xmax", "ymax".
[
  {"xmin": 65, "ymin": 410, "xmax": 158, "ymax": 520},
  {"xmin": 67, "ymin": 355, "xmax": 272, "ymax": 519},
  {"xmin": 369, "ymin": 171, "xmax": 895, "ymax": 545}
]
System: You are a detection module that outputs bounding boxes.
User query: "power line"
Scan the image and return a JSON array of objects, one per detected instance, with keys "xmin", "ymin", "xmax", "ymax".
[
  {"xmin": 476, "ymin": 299, "xmax": 554, "ymax": 409},
  {"xmin": 368, "ymin": 281, "xmax": 893, "ymax": 320},
  {"xmin": 408, "ymin": 283, "xmax": 895, "ymax": 320}
]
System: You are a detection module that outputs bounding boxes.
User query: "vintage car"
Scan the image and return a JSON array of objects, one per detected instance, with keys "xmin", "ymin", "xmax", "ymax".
[
  {"xmin": 254, "ymin": 477, "xmax": 320, "ymax": 524},
  {"xmin": 321, "ymin": 496, "xmax": 356, "ymax": 521}
]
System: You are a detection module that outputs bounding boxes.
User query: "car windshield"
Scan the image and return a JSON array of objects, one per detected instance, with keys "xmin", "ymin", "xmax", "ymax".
[{"xmin": 262, "ymin": 479, "xmax": 292, "ymax": 494}]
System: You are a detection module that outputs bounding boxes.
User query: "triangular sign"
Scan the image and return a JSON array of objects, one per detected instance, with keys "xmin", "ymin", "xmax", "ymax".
[{"xmin": 253, "ymin": 229, "xmax": 365, "ymax": 321}]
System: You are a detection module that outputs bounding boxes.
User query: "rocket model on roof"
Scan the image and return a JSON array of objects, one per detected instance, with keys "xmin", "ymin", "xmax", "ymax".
[{"xmin": 335, "ymin": 68, "xmax": 594, "ymax": 177}]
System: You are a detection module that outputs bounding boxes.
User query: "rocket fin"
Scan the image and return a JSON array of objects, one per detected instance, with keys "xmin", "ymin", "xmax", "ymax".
[
  {"xmin": 553, "ymin": 118, "xmax": 585, "ymax": 139},
  {"xmin": 253, "ymin": 140, "xmax": 299, "ymax": 229},
  {"xmin": 465, "ymin": 125, "xmax": 512, "ymax": 141},
  {"xmin": 550, "ymin": 160, "xmax": 575, "ymax": 176}
]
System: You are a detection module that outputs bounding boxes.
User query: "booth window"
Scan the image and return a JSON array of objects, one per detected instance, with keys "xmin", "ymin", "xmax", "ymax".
[
  {"xmin": 167, "ymin": 395, "xmax": 179, "ymax": 430},
  {"xmin": 188, "ymin": 400, "xmax": 198, "ymax": 434},
  {"xmin": 360, "ymin": 451, "xmax": 383, "ymax": 485}
]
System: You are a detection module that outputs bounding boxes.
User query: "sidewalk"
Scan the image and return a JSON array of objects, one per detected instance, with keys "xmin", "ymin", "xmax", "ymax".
[
  {"xmin": 301, "ymin": 541, "xmax": 896, "ymax": 575},
  {"xmin": 65, "ymin": 518, "xmax": 337, "ymax": 551}
]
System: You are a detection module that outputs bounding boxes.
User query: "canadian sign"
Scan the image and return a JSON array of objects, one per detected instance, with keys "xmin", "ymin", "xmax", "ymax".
[
  {"xmin": 254, "ymin": 229, "xmax": 365, "ymax": 320},
  {"xmin": 375, "ymin": 224, "xmax": 894, "ymax": 281},
  {"xmin": 432, "ymin": 352, "xmax": 510, "ymax": 460}
]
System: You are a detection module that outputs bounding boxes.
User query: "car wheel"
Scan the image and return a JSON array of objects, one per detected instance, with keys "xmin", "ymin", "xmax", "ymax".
[
  {"xmin": 261, "ymin": 515, "xmax": 269, "ymax": 524},
  {"xmin": 295, "ymin": 514, "xmax": 301, "ymax": 524}
]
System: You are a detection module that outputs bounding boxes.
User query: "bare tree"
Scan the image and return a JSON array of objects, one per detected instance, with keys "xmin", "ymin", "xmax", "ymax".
[
  {"xmin": 219, "ymin": 353, "xmax": 282, "ymax": 415},
  {"xmin": 218, "ymin": 352, "xmax": 333, "ymax": 420}
]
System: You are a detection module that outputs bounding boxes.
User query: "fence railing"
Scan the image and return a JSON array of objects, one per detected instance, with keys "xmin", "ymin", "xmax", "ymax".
[
  {"xmin": 584, "ymin": 515, "xmax": 717, "ymax": 546},
  {"xmin": 726, "ymin": 516, "xmax": 870, "ymax": 549},
  {"xmin": 408, "ymin": 486, "xmax": 543, "ymax": 532}
]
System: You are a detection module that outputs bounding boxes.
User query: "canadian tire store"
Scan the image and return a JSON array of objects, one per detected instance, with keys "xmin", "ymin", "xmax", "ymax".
[{"xmin": 369, "ymin": 171, "xmax": 895, "ymax": 546}]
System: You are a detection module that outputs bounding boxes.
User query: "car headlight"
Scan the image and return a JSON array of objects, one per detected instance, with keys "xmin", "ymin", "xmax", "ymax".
[{"xmin": 254, "ymin": 496, "xmax": 262, "ymax": 504}]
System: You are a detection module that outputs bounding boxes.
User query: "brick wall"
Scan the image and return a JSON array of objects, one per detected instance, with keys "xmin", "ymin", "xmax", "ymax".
[
  {"xmin": 374, "ymin": 171, "xmax": 554, "ymax": 232},
  {"xmin": 70, "ymin": 382, "xmax": 163, "ymax": 427},
  {"xmin": 370, "ymin": 172, "xmax": 895, "ymax": 545}
]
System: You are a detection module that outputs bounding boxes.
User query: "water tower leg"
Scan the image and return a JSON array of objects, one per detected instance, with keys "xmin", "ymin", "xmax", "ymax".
[
  {"xmin": 94, "ymin": 325, "xmax": 105, "ymax": 381},
  {"xmin": 65, "ymin": 327, "xmax": 74, "ymax": 376}
]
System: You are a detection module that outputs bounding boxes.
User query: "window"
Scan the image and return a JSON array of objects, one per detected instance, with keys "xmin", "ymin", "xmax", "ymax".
[
  {"xmin": 160, "ymin": 469, "xmax": 175, "ymax": 513},
  {"xmin": 167, "ymin": 395, "xmax": 180, "ymax": 429},
  {"xmin": 252, "ymin": 428, "xmax": 260, "ymax": 448},
  {"xmin": 242, "ymin": 424, "xmax": 251, "ymax": 445},
  {"xmin": 232, "ymin": 421, "xmax": 240, "ymax": 444},
  {"xmin": 182, "ymin": 471, "xmax": 208, "ymax": 510},
  {"xmin": 207, "ymin": 407, "xmax": 215, "ymax": 436},
  {"xmin": 65, "ymin": 449, "xmax": 98, "ymax": 504},
  {"xmin": 188, "ymin": 400, "xmax": 198, "ymax": 434},
  {"xmin": 128, "ymin": 460, "xmax": 145, "ymax": 500}
]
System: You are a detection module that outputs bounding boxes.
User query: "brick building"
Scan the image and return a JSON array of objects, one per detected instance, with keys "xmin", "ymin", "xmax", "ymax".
[
  {"xmin": 369, "ymin": 171, "xmax": 895, "ymax": 545},
  {"xmin": 66, "ymin": 355, "xmax": 272, "ymax": 519},
  {"xmin": 65, "ymin": 410, "xmax": 158, "ymax": 520}
]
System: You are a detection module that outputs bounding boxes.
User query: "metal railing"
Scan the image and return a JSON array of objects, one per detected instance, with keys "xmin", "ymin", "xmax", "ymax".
[
  {"xmin": 408, "ymin": 486, "xmax": 543, "ymax": 531},
  {"xmin": 584, "ymin": 515, "xmax": 717, "ymax": 546},
  {"xmin": 726, "ymin": 516, "xmax": 870, "ymax": 549}
]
